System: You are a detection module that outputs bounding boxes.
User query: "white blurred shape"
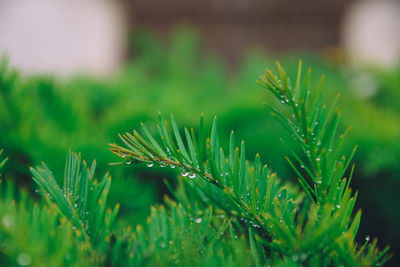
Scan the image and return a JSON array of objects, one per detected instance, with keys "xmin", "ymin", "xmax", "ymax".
[
  {"xmin": 0, "ymin": 0, "xmax": 126, "ymax": 76},
  {"xmin": 349, "ymin": 72, "xmax": 378, "ymax": 99},
  {"xmin": 341, "ymin": 0, "xmax": 400, "ymax": 68}
]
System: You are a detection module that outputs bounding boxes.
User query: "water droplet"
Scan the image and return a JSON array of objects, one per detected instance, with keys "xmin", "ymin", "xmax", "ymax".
[
  {"xmin": 316, "ymin": 157, "xmax": 321, "ymax": 162},
  {"xmin": 74, "ymin": 203, "xmax": 78, "ymax": 208},
  {"xmin": 147, "ymin": 163, "xmax": 154, "ymax": 168},
  {"xmin": 121, "ymin": 154, "xmax": 127, "ymax": 158},
  {"xmin": 336, "ymin": 204, "xmax": 341, "ymax": 209},
  {"xmin": 126, "ymin": 161, "xmax": 132, "ymax": 165},
  {"xmin": 17, "ymin": 253, "xmax": 32, "ymax": 266},
  {"xmin": 300, "ymin": 253, "xmax": 307, "ymax": 260},
  {"xmin": 300, "ymin": 165, "xmax": 304, "ymax": 169},
  {"xmin": 292, "ymin": 255, "xmax": 299, "ymax": 261},
  {"xmin": 182, "ymin": 172, "xmax": 189, "ymax": 177},
  {"xmin": 170, "ymin": 165, "xmax": 176, "ymax": 169},
  {"xmin": 195, "ymin": 218, "xmax": 202, "ymax": 223},
  {"xmin": 2, "ymin": 215, "xmax": 14, "ymax": 227},
  {"xmin": 160, "ymin": 164, "xmax": 165, "ymax": 168},
  {"xmin": 189, "ymin": 173, "xmax": 196, "ymax": 179},
  {"xmin": 316, "ymin": 180, "xmax": 322, "ymax": 184},
  {"xmin": 160, "ymin": 242, "xmax": 166, "ymax": 248},
  {"xmin": 365, "ymin": 235, "xmax": 370, "ymax": 241},
  {"xmin": 281, "ymin": 100, "xmax": 285, "ymax": 104}
]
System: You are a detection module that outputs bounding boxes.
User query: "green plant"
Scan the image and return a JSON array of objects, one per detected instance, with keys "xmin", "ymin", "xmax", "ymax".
[
  {"xmin": 0, "ymin": 181, "xmax": 88, "ymax": 267},
  {"xmin": 1, "ymin": 31, "xmax": 400, "ymax": 255},
  {"xmin": 110, "ymin": 62, "xmax": 391, "ymax": 266},
  {"xmin": 0, "ymin": 61, "xmax": 393, "ymax": 266},
  {"xmin": 30, "ymin": 151, "xmax": 119, "ymax": 259},
  {"xmin": 28, "ymin": 151, "xmax": 255, "ymax": 266}
]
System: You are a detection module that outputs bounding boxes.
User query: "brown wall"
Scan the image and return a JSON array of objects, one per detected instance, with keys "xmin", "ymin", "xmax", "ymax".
[{"xmin": 126, "ymin": 0, "xmax": 353, "ymax": 63}]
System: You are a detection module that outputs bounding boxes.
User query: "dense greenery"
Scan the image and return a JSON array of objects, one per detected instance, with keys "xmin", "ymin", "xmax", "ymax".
[
  {"xmin": 1, "ymin": 59, "xmax": 393, "ymax": 265},
  {"xmin": 109, "ymin": 62, "xmax": 390, "ymax": 265},
  {"xmin": 0, "ymin": 29, "xmax": 399, "ymax": 265}
]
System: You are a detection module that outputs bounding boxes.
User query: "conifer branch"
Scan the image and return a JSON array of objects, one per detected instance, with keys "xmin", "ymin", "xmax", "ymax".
[
  {"xmin": 30, "ymin": 150, "xmax": 119, "ymax": 255},
  {"xmin": 110, "ymin": 113, "xmax": 293, "ymax": 243},
  {"xmin": 110, "ymin": 62, "xmax": 391, "ymax": 266},
  {"xmin": 258, "ymin": 61, "xmax": 357, "ymax": 205}
]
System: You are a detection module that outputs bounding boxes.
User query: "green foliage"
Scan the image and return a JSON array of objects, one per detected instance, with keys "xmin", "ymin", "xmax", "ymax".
[
  {"xmin": 258, "ymin": 61, "xmax": 357, "ymax": 205},
  {"xmin": 16, "ymin": 149, "xmax": 256, "ymax": 266},
  {"xmin": 128, "ymin": 203, "xmax": 254, "ymax": 267},
  {"xmin": 0, "ymin": 181, "xmax": 89, "ymax": 266},
  {"xmin": 110, "ymin": 112, "xmax": 292, "ymax": 240},
  {"xmin": 1, "ymin": 30, "xmax": 400, "ymax": 251},
  {"xmin": 30, "ymin": 151, "xmax": 119, "ymax": 256},
  {"xmin": 110, "ymin": 62, "xmax": 390, "ymax": 266},
  {"xmin": 0, "ymin": 29, "xmax": 399, "ymax": 264}
]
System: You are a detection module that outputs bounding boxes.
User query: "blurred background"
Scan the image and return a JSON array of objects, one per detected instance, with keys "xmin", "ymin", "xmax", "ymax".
[{"xmin": 0, "ymin": 0, "xmax": 399, "ymax": 263}]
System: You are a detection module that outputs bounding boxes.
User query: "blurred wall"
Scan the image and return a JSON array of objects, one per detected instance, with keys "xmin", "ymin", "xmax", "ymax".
[
  {"xmin": 1, "ymin": 0, "xmax": 399, "ymax": 76},
  {"xmin": 128, "ymin": 0, "xmax": 351, "ymax": 65},
  {"xmin": 341, "ymin": 0, "xmax": 400, "ymax": 67},
  {"xmin": 0, "ymin": 0, "xmax": 126, "ymax": 76}
]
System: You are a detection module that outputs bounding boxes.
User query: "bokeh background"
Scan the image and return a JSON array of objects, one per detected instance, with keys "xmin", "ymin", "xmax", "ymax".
[{"xmin": 1, "ymin": 0, "xmax": 399, "ymax": 263}]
